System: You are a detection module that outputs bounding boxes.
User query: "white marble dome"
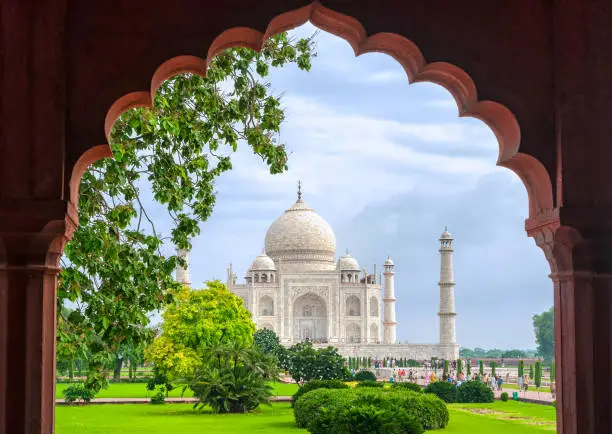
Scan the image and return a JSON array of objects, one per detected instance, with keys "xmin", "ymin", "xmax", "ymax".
[
  {"xmin": 250, "ymin": 252, "xmax": 276, "ymax": 271},
  {"xmin": 440, "ymin": 228, "xmax": 453, "ymax": 240},
  {"xmin": 265, "ymin": 198, "xmax": 336, "ymax": 265},
  {"xmin": 337, "ymin": 253, "xmax": 360, "ymax": 271}
]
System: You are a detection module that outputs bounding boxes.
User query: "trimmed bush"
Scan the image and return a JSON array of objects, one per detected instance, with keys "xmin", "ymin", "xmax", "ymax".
[
  {"xmin": 424, "ymin": 380, "xmax": 457, "ymax": 403},
  {"xmin": 294, "ymin": 388, "xmax": 340, "ymax": 429},
  {"xmin": 356, "ymin": 380, "xmax": 384, "ymax": 388},
  {"xmin": 292, "ymin": 379, "xmax": 348, "ymax": 406},
  {"xmin": 150, "ymin": 386, "xmax": 166, "ymax": 404},
  {"xmin": 309, "ymin": 404, "xmax": 424, "ymax": 434},
  {"xmin": 354, "ymin": 370, "xmax": 377, "ymax": 382},
  {"xmin": 391, "ymin": 382, "xmax": 422, "ymax": 393},
  {"xmin": 294, "ymin": 387, "xmax": 449, "ymax": 432},
  {"xmin": 62, "ymin": 383, "xmax": 96, "ymax": 404},
  {"xmin": 500, "ymin": 392, "xmax": 509, "ymax": 402},
  {"xmin": 456, "ymin": 380, "xmax": 494, "ymax": 403}
]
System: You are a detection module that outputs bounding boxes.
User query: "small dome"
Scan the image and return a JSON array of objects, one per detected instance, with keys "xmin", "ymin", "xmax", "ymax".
[
  {"xmin": 250, "ymin": 253, "xmax": 276, "ymax": 271},
  {"xmin": 337, "ymin": 253, "xmax": 360, "ymax": 271},
  {"xmin": 384, "ymin": 256, "xmax": 394, "ymax": 266},
  {"xmin": 440, "ymin": 227, "xmax": 453, "ymax": 240}
]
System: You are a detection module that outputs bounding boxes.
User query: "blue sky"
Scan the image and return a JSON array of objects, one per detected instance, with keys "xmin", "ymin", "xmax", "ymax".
[{"xmin": 155, "ymin": 24, "xmax": 553, "ymax": 349}]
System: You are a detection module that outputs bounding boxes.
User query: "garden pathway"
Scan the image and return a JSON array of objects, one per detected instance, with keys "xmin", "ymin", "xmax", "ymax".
[{"xmin": 495, "ymin": 389, "xmax": 554, "ymax": 404}]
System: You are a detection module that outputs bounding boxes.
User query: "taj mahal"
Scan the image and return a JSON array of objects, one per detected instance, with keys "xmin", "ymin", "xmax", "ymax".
[{"xmin": 177, "ymin": 183, "xmax": 459, "ymax": 361}]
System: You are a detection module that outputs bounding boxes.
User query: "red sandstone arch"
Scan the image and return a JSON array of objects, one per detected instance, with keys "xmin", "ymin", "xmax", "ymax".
[{"xmin": 78, "ymin": 1, "xmax": 553, "ymax": 229}]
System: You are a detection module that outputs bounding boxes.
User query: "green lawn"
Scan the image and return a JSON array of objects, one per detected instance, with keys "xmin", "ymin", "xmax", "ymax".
[
  {"xmin": 447, "ymin": 401, "xmax": 556, "ymax": 433},
  {"xmin": 56, "ymin": 403, "xmax": 303, "ymax": 434},
  {"xmin": 56, "ymin": 382, "xmax": 299, "ymax": 399},
  {"xmin": 55, "ymin": 400, "xmax": 556, "ymax": 433}
]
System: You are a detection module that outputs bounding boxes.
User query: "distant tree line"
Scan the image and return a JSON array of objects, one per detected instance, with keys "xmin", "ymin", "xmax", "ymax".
[{"xmin": 459, "ymin": 348, "xmax": 537, "ymax": 359}]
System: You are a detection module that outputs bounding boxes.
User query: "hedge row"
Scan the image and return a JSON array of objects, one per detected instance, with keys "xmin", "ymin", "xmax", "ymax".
[
  {"xmin": 294, "ymin": 387, "xmax": 449, "ymax": 432},
  {"xmin": 424, "ymin": 380, "xmax": 494, "ymax": 404},
  {"xmin": 292, "ymin": 379, "xmax": 348, "ymax": 406}
]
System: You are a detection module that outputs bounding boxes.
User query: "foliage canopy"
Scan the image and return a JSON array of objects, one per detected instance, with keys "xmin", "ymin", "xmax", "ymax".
[{"xmin": 56, "ymin": 32, "xmax": 316, "ymax": 390}]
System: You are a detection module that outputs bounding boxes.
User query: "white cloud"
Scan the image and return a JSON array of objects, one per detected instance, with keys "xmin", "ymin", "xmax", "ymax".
[
  {"xmin": 351, "ymin": 70, "xmax": 408, "ymax": 84},
  {"xmin": 426, "ymin": 99, "xmax": 458, "ymax": 109}
]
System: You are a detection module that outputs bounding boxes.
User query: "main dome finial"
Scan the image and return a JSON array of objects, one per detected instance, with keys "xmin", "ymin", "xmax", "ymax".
[{"xmin": 297, "ymin": 180, "xmax": 302, "ymax": 201}]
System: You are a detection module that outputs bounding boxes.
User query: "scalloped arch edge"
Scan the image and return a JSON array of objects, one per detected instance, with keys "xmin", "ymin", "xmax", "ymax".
[{"xmin": 95, "ymin": 1, "xmax": 553, "ymax": 225}]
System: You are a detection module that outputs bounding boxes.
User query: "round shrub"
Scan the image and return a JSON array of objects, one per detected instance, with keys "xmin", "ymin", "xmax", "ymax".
[
  {"xmin": 294, "ymin": 388, "xmax": 339, "ymax": 429},
  {"xmin": 292, "ymin": 379, "xmax": 348, "ymax": 406},
  {"xmin": 356, "ymin": 380, "xmax": 384, "ymax": 388},
  {"xmin": 500, "ymin": 392, "xmax": 509, "ymax": 402},
  {"xmin": 424, "ymin": 381, "xmax": 457, "ymax": 403},
  {"xmin": 294, "ymin": 387, "xmax": 449, "ymax": 431},
  {"xmin": 309, "ymin": 404, "xmax": 424, "ymax": 434},
  {"xmin": 354, "ymin": 370, "xmax": 377, "ymax": 382},
  {"xmin": 150, "ymin": 386, "xmax": 166, "ymax": 405},
  {"xmin": 456, "ymin": 380, "xmax": 494, "ymax": 403},
  {"xmin": 392, "ymin": 382, "xmax": 422, "ymax": 393},
  {"xmin": 62, "ymin": 383, "xmax": 96, "ymax": 404}
]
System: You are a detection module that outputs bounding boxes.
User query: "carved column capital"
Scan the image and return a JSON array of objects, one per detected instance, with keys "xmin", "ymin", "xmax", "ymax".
[{"xmin": 0, "ymin": 199, "xmax": 77, "ymax": 268}]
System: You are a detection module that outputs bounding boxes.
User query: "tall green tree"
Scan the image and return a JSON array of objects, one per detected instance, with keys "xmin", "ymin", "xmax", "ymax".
[
  {"xmin": 490, "ymin": 361, "xmax": 497, "ymax": 376},
  {"xmin": 479, "ymin": 360, "xmax": 484, "ymax": 376},
  {"xmin": 457, "ymin": 359, "xmax": 463, "ymax": 375},
  {"xmin": 459, "ymin": 348, "xmax": 475, "ymax": 358},
  {"xmin": 285, "ymin": 341, "xmax": 347, "ymax": 385},
  {"xmin": 146, "ymin": 281, "xmax": 256, "ymax": 380},
  {"xmin": 550, "ymin": 362, "xmax": 556, "ymax": 381},
  {"xmin": 529, "ymin": 364, "xmax": 534, "ymax": 380},
  {"xmin": 518, "ymin": 360, "xmax": 524, "ymax": 378},
  {"xmin": 57, "ymin": 32, "xmax": 316, "ymax": 391},
  {"xmin": 533, "ymin": 307, "xmax": 555, "ymax": 361},
  {"xmin": 501, "ymin": 349, "xmax": 526, "ymax": 358},
  {"xmin": 535, "ymin": 361, "xmax": 542, "ymax": 389}
]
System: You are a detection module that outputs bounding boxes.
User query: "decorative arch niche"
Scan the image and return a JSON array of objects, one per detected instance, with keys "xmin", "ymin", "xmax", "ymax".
[
  {"xmin": 259, "ymin": 295, "xmax": 274, "ymax": 316},
  {"xmin": 369, "ymin": 296, "xmax": 379, "ymax": 316},
  {"xmin": 369, "ymin": 323, "xmax": 379, "ymax": 343},
  {"xmin": 293, "ymin": 293, "xmax": 327, "ymax": 342},
  {"xmin": 346, "ymin": 295, "xmax": 361, "ymax": 316}
]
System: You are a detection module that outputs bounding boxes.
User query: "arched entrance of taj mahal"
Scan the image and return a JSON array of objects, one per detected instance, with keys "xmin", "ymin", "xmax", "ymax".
[{"xmin": 293, "ymin": 293, "xmax": 328, "ymax": 342}]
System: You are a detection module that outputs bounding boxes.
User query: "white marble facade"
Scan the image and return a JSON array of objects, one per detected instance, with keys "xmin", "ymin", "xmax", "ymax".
[{"xmin": 178, "ymin": 183, "xmax": 459, "ymax": 361}]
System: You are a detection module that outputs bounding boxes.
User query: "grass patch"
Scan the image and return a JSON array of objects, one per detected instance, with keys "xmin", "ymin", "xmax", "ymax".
[
  {"xmin": 448, "ymin": 401, "xmax": 556, "ymax": 432},
  {"xmin": 56, "ymin": 382, "xmax": 298, "ymax": 399},
  {"xmin": 55, "ymin": 388, "xmax": 555, "ymax": 433},
  {"xmin": 56, "ymin": 403, "xmax": 304, "ymax": 433}
]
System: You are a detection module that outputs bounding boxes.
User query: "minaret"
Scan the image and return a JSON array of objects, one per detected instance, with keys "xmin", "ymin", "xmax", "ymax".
[
  {"xmin": 438, "ymin": 227, "xmax": 456, "ymax": 346},
  {"xmin": 226, "ymin": 263, "xmax": 234, "ymax": 291},
  {"xmin": 383, "ymin": 256, "xmax": 397, "ymax": 344},
  {"xmin": 176, "ymin": 247, "xmax": 191, "ymax": 287}
]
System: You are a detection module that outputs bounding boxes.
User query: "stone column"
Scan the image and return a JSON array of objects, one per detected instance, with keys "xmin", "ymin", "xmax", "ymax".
[
  {"xmin": 0, "ymin": 204, "xmax": 76, "ymax": 434},
  {"xmin": 531, "ymin": 222, "xmax": 612, "ymax": 434}
]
